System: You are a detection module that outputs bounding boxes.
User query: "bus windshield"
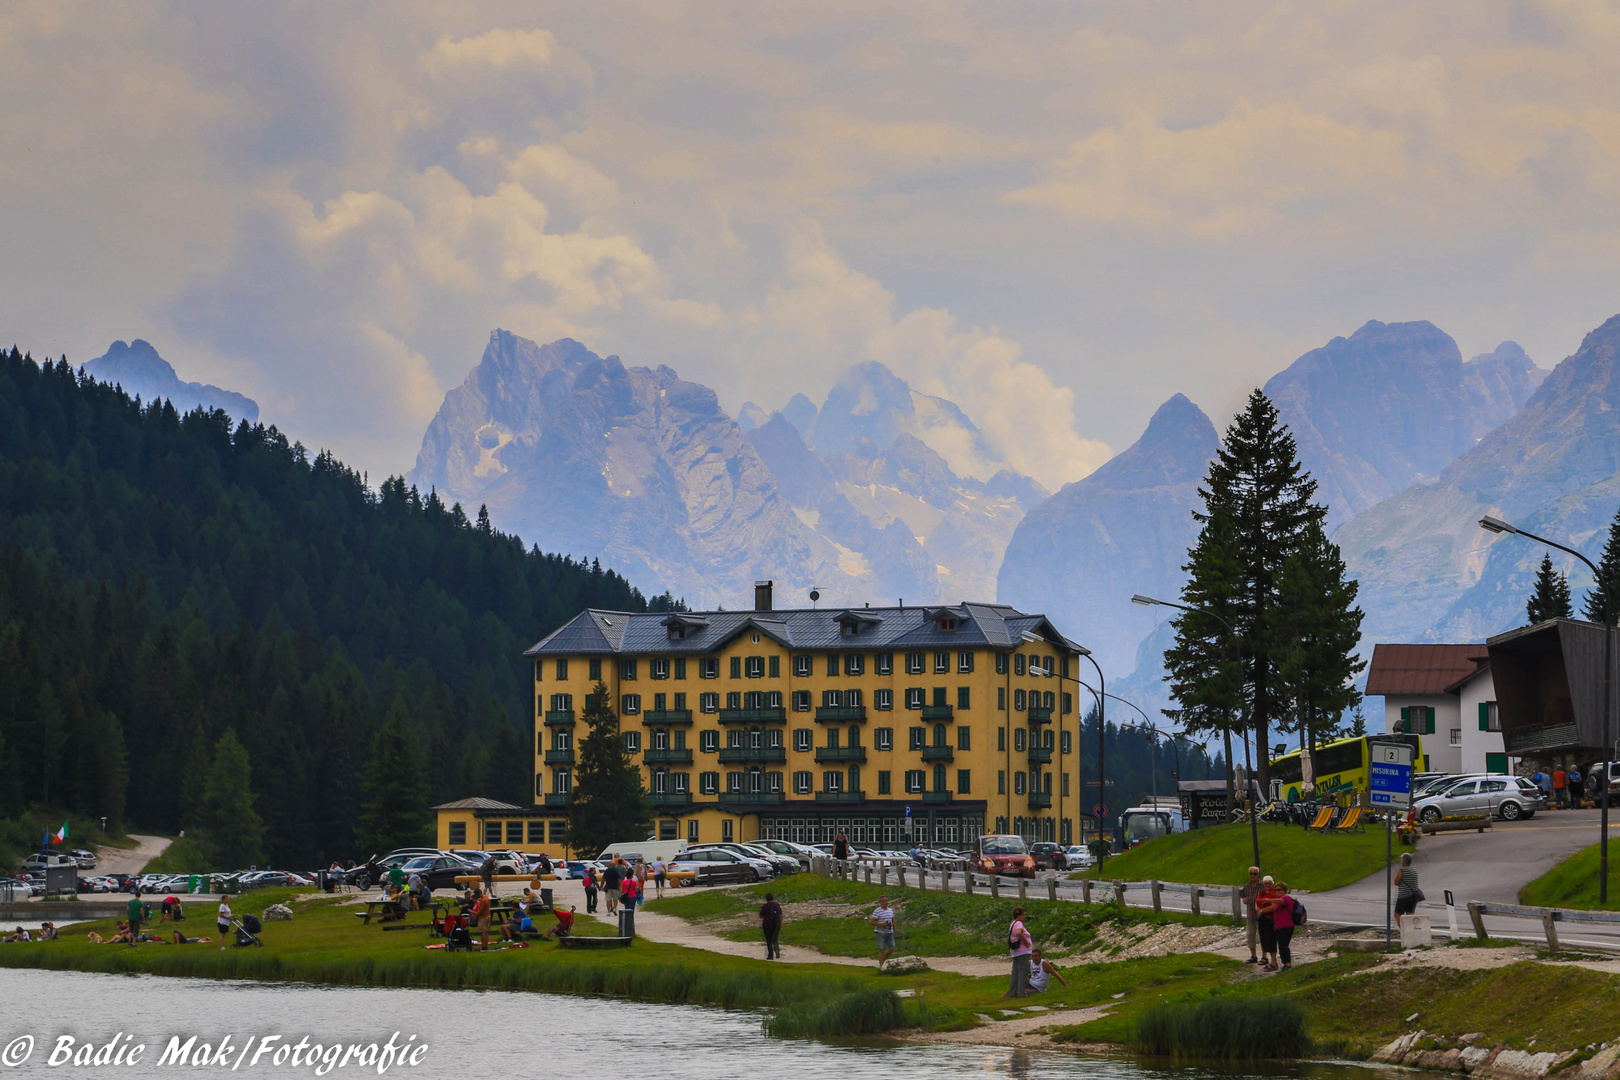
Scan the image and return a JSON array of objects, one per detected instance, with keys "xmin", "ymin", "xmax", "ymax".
[{"xmin": 1121, "ymin": 811, "xmax": 1170, "ymax": 845}]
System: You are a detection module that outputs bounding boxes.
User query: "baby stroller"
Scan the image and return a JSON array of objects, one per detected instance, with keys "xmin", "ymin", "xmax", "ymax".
[
  {"xmin": 445, "ymin": 920, "xmax": 474, "ymax": 953},
  {"xmin": 233, "ymin": 913, "xmax": 264, "ymax": 948}
]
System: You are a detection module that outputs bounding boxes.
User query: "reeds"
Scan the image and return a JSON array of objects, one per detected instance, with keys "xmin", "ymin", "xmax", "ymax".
[
  {"xmin": 763, "ymin": 988, "xmax": 907, "ymax": 1038},
  {"xmin": 1131, "ymin": 997, "xmax": 1310, "ymax": 1061}
]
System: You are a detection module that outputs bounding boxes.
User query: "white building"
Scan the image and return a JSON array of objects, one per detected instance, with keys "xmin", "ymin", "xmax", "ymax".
[{"xmin": 1366, "ymin": 643, "xmax": 1513, "ymax": 775}]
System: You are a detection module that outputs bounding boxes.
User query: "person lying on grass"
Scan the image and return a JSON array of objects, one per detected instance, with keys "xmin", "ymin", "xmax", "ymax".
[
  {"xmin": 1027, "ymin": 948, "xmax": 1068, "ymax": 993},
  {"xmin": 169, "ymin": 932, "xmax": 213, "ymax": 944}
]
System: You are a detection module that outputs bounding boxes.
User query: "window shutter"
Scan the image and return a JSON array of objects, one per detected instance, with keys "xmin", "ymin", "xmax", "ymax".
[
  {"xmin": 1399, "ymin": 707, "xmax": 1408, "ymax": 733},
  {"xmin": 1426, "ymin": 707, "xmax": 1436, "ymax": 735},
  {"xmin": 1479, "ymin": 702, "xmax": 1489, "ymax": 731}
]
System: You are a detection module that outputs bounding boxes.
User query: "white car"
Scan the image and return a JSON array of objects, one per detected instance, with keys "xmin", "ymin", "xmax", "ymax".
[{"xmin": 1057, "ymin": 845, "xmax": 1095, "ymax": 870}]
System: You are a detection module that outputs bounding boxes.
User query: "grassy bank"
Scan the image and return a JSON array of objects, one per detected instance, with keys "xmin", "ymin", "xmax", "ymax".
[
  {"xmin": 1518, "ymin": 841, "xmax": 1618, "ymax": 910},
  {"xmin": 1075, "ymin": 823, "xmax": 1388, "ymax": 893},
  {"xmin": 646, "ymin": 873, "xmax": 1230, "ymax": 958}
]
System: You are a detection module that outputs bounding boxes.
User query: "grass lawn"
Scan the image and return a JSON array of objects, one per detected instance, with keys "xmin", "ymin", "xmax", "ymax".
[
  {"xmin": 1518, "ymin": 841, "xmax": 1619, "ymax": 910},
  {"xmin": 646, "ymin": 873, "xmax": 1231, "ymax": 958},
  {"xmin": 1073, "ymin": 823, "xmax": 1390, "ymax": 893}
]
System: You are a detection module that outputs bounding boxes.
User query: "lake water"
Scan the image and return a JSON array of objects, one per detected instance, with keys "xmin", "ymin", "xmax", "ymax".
[{"xmin": 0, "ymin": 969, "xmax": 1426, "ymax": 1080}]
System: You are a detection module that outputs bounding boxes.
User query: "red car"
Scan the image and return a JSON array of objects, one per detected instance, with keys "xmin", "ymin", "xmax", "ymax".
[{"xmin": 975, "ymin": 835, "xmax": 1036, "ymax": 878}]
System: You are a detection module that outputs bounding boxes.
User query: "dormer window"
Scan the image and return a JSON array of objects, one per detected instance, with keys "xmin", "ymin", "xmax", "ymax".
[
  {"xmin": 668, "ymin": 625, "xmax": 685, "ymax": 641},
  {"xmin": 938, "ymin": 617, "xmax": 957, "ymax": 632},
  {"xmin": 841, "ymin": 622, "xmax": 857, "ymax": 637}
]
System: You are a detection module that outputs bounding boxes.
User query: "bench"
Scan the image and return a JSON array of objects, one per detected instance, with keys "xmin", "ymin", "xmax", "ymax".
[
  {"xmin": 355, "ymin": 900, "xmax": 414, "ymax": 925},
  {"xmin": 557, "ymin": 935, "xmax": 632, "ymax": 950}
]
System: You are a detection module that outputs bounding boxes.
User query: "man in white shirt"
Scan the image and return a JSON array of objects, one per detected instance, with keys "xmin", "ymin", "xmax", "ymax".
[{"xmin": 869, "ymin": 896, "xmax": 896, "ymax": 966}]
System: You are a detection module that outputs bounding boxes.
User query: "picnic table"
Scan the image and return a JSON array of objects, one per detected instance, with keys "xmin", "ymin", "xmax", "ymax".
[{"xmin": 355, "ymin": 898, "xmax": 413, "ymax": 925}]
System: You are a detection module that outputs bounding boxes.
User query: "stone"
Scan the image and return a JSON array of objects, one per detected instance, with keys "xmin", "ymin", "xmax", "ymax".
[
  {"xmin": 261, "ymin": 904, "xmax": 293, "ymax": 922},
  {"xmin": 1461, "ymin": 1034, "xmax": 1488, "ymax": 1047},
  {"xmin": 1578, "ymin": 1044, "xmax": 1620, "ymax": 1080},
  {"xmin": 1417, "ymin": 1050, "xmax": 1463, "ymax": 1072},
  {"xmin": 1476, "ymin": 1049, "xmax": 1560, "ymax": 1079},
  {"xmin": 880, "ymin": 955, "xmax": 930, "ymax": 974},
  {"xmin": 1461, "ymin": 1047, "xmax": 1494, "ymax": 1071}
]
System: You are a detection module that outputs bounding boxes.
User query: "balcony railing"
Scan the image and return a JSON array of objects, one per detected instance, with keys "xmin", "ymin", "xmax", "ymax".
[
  {"xmin": 920, "ymin": 704, "xmax": 954, "ymax": 721},
  {"xmin": 1027, "ymin": 746, "xmax": 1053, "ymax": 765},
  {"xmin": 922, "ymin": 790, "xmax": 954, "ymax": 804},
  {"xmin": 543, "ymin": 710, "xmax": 576, "ymax": 726},
  {"xmin": 814, "ymin": 790, "xmax": 866, "ymax": 804},
  {"xmin": 644, "ymin": 748, "xmax": 694, "ymax": 766},
  {"xmin": 814, "ymin": 705, "xmax": 868, "ymax": 723},
  {"xmin": 814, "ymin": 746, "xmax": 867, "ymax": 763},
  {"xmin": 1027, "ymin": 706, "xmax": 1054, "ymax": 724},
  {"xmin": 543, "ymin": 793, "xmax": 571, "ymax": 807},
  {"xmin": 719, "ymin": 707, "xmax": 788, "ymax": 725},
  {"xmin": 650, "ymin": 791, "xmax": 692, "ymax": 807},
  {"xmin": 920, "ymin": 745, "xmax": 954, "ymax": 762},
  {"xmin": 719, "ymin": 791, "xmax": 786, "ymax": 806},
  {"xmin": 543, "ymin": 749, "xmax": 575, "ymax": 765},
  {"xmin": 1028, "ymin": 790, "xmax": 1053, "ymax": 809},
  {"xmin": 717, "ymin": 746, "xmax": 787, "ymax": 764},
  {"xmin": 642, "ymin": 709, "xmax": 694, "ymax": 726}
]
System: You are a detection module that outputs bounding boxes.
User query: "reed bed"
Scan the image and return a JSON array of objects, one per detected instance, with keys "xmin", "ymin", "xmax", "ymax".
[{"xmin": 1131, "ymin": 997, "xmax": 1311, "ymax": 1061}]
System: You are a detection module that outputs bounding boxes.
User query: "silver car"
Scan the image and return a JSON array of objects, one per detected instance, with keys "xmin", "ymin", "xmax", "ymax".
[{"xmin": 1414, "ymin": 775, "xmax": 1545, "ymax": 822}]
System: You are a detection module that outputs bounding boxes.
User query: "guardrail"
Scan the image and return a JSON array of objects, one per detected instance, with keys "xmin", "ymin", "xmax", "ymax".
[{"xmin": 1466, "ymin": 900, "xmax": 1620, "ymax": 952}]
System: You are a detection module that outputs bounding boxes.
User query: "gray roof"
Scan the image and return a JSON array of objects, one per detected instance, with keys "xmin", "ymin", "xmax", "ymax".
[
  {"xmin": 431, "ymin": 797, "xmax": 528, "ymax": 811},
  {"xmin": 524, "ymin": 602, "xmax": 1084, "ymax": 657}
]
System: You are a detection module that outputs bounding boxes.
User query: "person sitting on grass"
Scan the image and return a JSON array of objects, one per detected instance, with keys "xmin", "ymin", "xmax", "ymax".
[
  {"xmin": 4, "ymin": 926, "xmax": 30, "ymax": 943},
  {"xmin": 38, "ymin": 922, "xmax": 58, "ymax": 941},
  {"xmin": 500, "ymin": 907, "xmax": 524, "ymax": 942},
  {"xmin": 1026, "ymin": 948, "xmax": 1069, "ymax": 993},
  {"xmin": 546, "ymin": 906, "xmax": 576, "ymax": 940}
]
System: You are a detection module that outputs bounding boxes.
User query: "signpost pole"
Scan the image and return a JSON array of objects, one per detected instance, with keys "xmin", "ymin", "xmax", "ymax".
[
  {"xmin": 1385, "ymin": 808, "xmax": 1393, "ymax": 950},
  {"xmin": 1367, "ymin": 739, "xmax": 1414, "ymax": 952}
]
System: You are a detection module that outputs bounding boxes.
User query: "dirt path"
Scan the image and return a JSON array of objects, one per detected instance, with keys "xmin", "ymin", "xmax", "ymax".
[{"xmin": 95, "ymin": 835, "xmax": 170, "ymax": 877}]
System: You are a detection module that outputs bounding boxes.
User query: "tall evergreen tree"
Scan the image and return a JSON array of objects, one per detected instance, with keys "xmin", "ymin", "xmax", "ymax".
[
  {"xmin": 1528, "ymin": 553, "xmax": 1574, "ymax": 624},
  {"xmin": 567, "ymin": 681, "xmax": 650, "ymax": 857},
  {"xmin": 199, "ymin": 729, "xmax": 265, "ymax": 868},
  {"xmin": 1167, "ymin": 390, "xmax": 1327, "ymax": 793},
  {"xmin": 1586, "ymin": 508, "xmax": 1620, "ymax": 624},
  {"xmin": 354, "ymin": 705, "xmax": 431, "ymax": 857},
  {"xmin": 1274, "ymin": 519, "xmax": 1365, "ymax": 766}
]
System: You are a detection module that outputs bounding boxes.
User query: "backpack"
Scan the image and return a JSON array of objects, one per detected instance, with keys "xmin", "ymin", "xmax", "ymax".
[{"xmin": 1291, "ymin": 898, "xmax": 1306, "ymax": 926}]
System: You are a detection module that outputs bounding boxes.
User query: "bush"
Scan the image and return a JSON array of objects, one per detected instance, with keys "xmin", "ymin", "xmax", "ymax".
[
  {"xmin": 764, "ymin": 988, "xmax": 907, "ymax": 1038},
  {"xmin": 1132, "ymin": 997, "xmax": 1311, "ymax": 1060}
]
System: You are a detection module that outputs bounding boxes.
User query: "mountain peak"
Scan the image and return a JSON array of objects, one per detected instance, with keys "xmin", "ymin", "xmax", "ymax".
[{"xmin": 83, "ymin": 340, "xmax": 258, "ymax": 424}]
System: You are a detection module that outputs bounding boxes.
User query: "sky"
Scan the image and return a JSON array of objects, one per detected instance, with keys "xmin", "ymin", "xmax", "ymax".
[{"xmin": 6, "ymin": 1, "xmax": 1620, "ymax": 492}]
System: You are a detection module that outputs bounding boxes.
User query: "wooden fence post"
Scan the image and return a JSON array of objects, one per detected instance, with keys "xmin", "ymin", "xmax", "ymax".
[
  {"xmin": 879, "ymin": 864, "xmax": 888, "ymax": 887},
  {"xmin": 1229, "ymin": 886, "xmax": 1241, "ymax": 925},
  {"xmin": 1190, "ymin": 886, "xmax": 1201, "ymax": 917},
  {"xmin": 964, "ymin": 871, "xmax": 974, "ymax": 895},
  {"xmin": 864, "ymin": 866, "xmax": 872, "ymax": 885},
  {"xmin": 1467, "ymin": 901, "xmax": 1488, "ymax": 941},
  {"xmin": 897, "ymin": 866, "xmax": 907, "ymax": 889},
  {"xmin": 1541, "ymin": 909, "xmax": 1560, "ymax": 953},
  {"xmin": 1081, "ymin": 879, "xmax": 1092, "ymax": 904},
  {"xmin": 1018, "ymin": 878, "xmax": 1028, "ymax": 902},
  {"xmin": 1048, "ymin": 878, "xmax": 1058, "ymax": 903},
  {"xmin": 990, "ymin": 876, "xmax": 1001, "ymax": 899},
  {"xmin": 1150, "ymin": 879, "xmax": 1162, "ymax": 913},
  {"xmin": 1113, "ymin": 880, "xmax": 1126, "ymax": 906}
]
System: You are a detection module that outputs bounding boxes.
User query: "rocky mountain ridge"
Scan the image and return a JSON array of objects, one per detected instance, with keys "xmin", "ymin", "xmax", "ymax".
[{"xmin": 84, "ymin": 339, "xmax": 259, "ymax": 424}]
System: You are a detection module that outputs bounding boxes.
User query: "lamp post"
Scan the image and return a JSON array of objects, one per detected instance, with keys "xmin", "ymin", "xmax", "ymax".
[
  {"xmin": 1069, "ymin": 644, "xmax": 1108, "ymax": 868},
  {"xmin": 1480, "ymin": 515, "xmax": 1613, "ymax": 903},
  {"xmin": 1133, "ymin": 593, "xmax": 1259, "ymax": 869}
]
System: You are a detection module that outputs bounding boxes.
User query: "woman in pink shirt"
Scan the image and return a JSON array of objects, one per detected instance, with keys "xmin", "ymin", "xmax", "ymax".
[
  {"xmin": 1005, "ymin": 906, "xmax": 1034, "ymax": 997},
  {"xmin": 1258, "ymin": 883, "xmax": 1297, "ymax": 972}
]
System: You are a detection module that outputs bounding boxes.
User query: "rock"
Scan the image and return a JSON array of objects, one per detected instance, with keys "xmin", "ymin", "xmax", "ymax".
[
  {"xmin": 1578, "ymin": 1044, "xmax": 1620, "ymax": 1080},
  {"xmin": 1418, "ymin": 1050, "xmax": 1464, "ymax": 1072},
  {"xmin": 261, "ymin": 904, "xmax": 293, "ymax": 922},
  {"xmin": 1462, "ymin": 1047, "xmax": 1494, "ymax": 1071},
  {"xmin": 880, "ymin": 955, "xmax": 929, "ymax": 974},
  {"xmin": 1462, "ymin": 1034, "xmax": 1488, "ymax": 1047},
  {"xmin": 1476, "ymin": 1049, "xmax": 1561, "ymax": 1079},
  {"xmin": 1373, "ymin": 1031, "xmax": 1429, "ymax": 1063}
]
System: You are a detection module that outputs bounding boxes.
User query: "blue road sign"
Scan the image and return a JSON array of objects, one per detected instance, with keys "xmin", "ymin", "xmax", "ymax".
[{"xmin": 1368, "ymin": 762, "xmax": 1413, "ymax": 807}]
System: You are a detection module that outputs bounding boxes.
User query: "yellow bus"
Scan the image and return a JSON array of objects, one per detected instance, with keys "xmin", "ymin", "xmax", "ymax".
[{"xmin": 1269, "ymin": 733, "xmax": 1426, "ymax": 803}]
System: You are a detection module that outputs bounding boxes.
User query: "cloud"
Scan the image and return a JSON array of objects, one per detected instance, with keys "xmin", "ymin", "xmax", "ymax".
[{"xmin": 419, "ymin": 28, "xmax": 561, "ymax": 79}]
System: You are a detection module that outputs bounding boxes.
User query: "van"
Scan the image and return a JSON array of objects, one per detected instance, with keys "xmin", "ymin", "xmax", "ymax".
[{"xmin": 598, "ymin": 840, "xmax": 688, "ymax": 864}]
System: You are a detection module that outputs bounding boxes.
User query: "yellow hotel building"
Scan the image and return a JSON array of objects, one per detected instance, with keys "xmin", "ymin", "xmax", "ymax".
[{"xmin": 435, "ymin": 583, "xmax": 1093, "ymax": 858}]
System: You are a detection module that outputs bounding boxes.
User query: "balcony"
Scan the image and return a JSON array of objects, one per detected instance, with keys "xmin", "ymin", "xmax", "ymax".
[
  {"xmin": 1028, "ymin": 790, "xmax": 1052, "ymax": 809},
  {"xmin": 1027, "ymin": 706, "xmax": 1054, "ymax": 725},
  {"xmin": 920, "ymin": 704, "xmax": 954, "ymax": 721},
  {"xmin": 543, "ymin": 793, "xmax": 571, "ymax": 807},
  {"xmin": 717, "ymin": 746, "xmax": 787, "ymax": 764},
  {"xmin": 644, "ymin": 748, "xmax": 694, "ymax": 766},
  {"xmin": 543, "ymin": 710, "xmax": 576, "ymax": 726},
  {"xmin": 650, "ymin": 791, "xmax": 692, "ymax": 808},
  {"xmin": 642, "ymin": 709, "xmax": 693, "ymax": 726},
  {"xmin": 814, "ymin": 790, "xmax": 866, "ymax": 804},
  {"xmin": 719, "ymin": 707, "xmax": 788, "ymax": 725},
  {"xmin": 1027, "ymin": 745, "xmax": 1053, "ymax": 765},
  {"xmin": 920, "ymin": 745, "xmax": 954, "ymax": 762},
  {"xmin": 814, "ymin": 705, "xmax": 868, "ymax": 723},
  {"xmin": 719, "ymin": 791, "xmax": 787, "ymax": 806},
  {"xmin": 814, "ymin": 746, "xmax": 867, "ymax": 763},
  {"xmin": 922, "ymin": 790, "xmax": 954, "ymax": 804},
  {"xmin": 543, "ymin": 749, "xmax": 575, "ymax": 765}
]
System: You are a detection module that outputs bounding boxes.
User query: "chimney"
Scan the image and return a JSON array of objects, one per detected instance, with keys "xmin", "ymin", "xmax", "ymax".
[{"xmin": 754, "ymin": 580, "xmax": 773, "ymax": 612}]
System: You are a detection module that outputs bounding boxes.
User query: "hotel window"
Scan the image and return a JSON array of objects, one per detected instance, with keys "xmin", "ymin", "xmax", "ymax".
[
  {"xmin": 875, "ymin": 688, "xmax": 894, "ymax": 710},
  {"xmin": 555, "ymin": 769, "xmax": 571, "ymax": 794},
  {"xmin": 958, "ymin": 651, "xmax": 974, "ymax": 673},
  {"xmin": 652, "ymin": 658, "xmax": 670, "ymax": 680},
  {"xmin": 906, "ymin": 652, "xmax": 925, "ymax": 675},
  {"xmin": 622, "ymin": 694, "xmax": 642, "ymax": 715},
  {"xmin": 727, "ymin": 772, "xmax": 743, "ymax": 793},
  {"xmin": 997, "ymin": 770, "xmax": 1006, "ymax": 795},
  {"xmin": 845, "ymin": 689, "xmax": 863, "ymax": 708},
  {"xmin": 957, "ymin": 769, "xmax": 971, "ymax": 794},
  {"xmin": 700, "ymin": 730, "xmax": 719, "ymax": 752},
  {"xmin": 768, "ymin": 728, "xmax": 783, "ymax": 748},
  {"xmin": 878, "ymin": 771, "xmax": 891, "ymax": 794},
  {"xmin": 793, "ymin": 690, "xmax": 811, "ymax": 711},
  {"xmin": 905, "ymin": 770, "xmax": 925, "ymax": 793},
  {"xmin": 845, "ymin": 653, "xmax": 865, "ymax": 676},
  {"xmin": 794, "ymin": 655, "xmax": 813, "ymax": 677},
  {"xmin": 653, "ymin": 693, "xmax": 667, "ymax": 712},
  {"xmin": 769, "ymin": 655, "xmax": 780, "ymax": 678},
  {"xmin": 726, "ymin": 691, "xmax": 742, "ymax": 709},
  {"xmin": 876, "ymin": 653, "xmax": 893, "ymax": 676},
  {"xmin": 768, "ymin": 771, "xmax": 783, "ymax": 793},
  {"xmin": 957, "ymin": 726, "xmax": 971, "ymax": 751},
  {"xmin": 699, "ymin": 772, "xmax": 719, "ymax": 795},
  {"xmin": 624, "ymin": 730, "xmax": 642, "ymax": 753},
  {"xmin": 1014, "ymin": 654, "xmax": 1026, "ymax": 676},
  {"xmin": 652, "ymin": 729, "xmax": 669, "ymax": 751},
  {"xmin": 794, "ymin": 729, "xmax": 813, "ymax": 752},
  {"xmin": 1062, "ymin": 692, "xmax": 1073, "ymax": 715},
  {"xmin": 526, "ymin": 821, "xmax": 545, "ymax": 844},
  {"xmin": 937, "ymin": 616, "xmax": 957, "ymax": 632},
  {"xmin": 1014, "ymin": 689, "xmax": 1026, "ymax": 711},
  {"xmin": 827, "ymin": 653, "xmax": 840, "ymax": 676},
  {"xmin": 674, "ymin": 658, "xmax": 687, "ymax": 680},
  {"xmin": 1043, "ymin": 691, "xmax": 1055, "ymax": 710},
  {"xmin": 448, "ymin": 822, "xmax": 467, "ymax": 846},
  {"xmin": 673, "ymin": 693, "xmax": 687, "ymax": 711},
  {"xmin": 621, "ymin": 659, "xmax": 638, "ymax": 680},
  {"xmin": 652, "ymin": 771, "xmax": 667, "ymax": 795},
  {"xmin": 794, "ymin": 771, "xmax": 813, "ymax": 794},
  {"xmin": 588, "ymin": 658, "xmax": 601, "ymax": 680},
  {"xmin": 822, "ymin": 770, "xmax": 843, "ymax": 793},
  {"xmin": 957, "ymin": 687, "xmax": 971, "ymax": 710},
  {"xmin": 534, "ymin": 660, "xmax": 543, "ymax": 683},
  {"xmin": 1061, "ymin": 731, "xmax": 1072, "ymax": 755},
  {"xmin": 996, "ymin": 653, "xmax": 1008, "ymax": 675},
  {"xmin": 998, "ymin": 727, "xmax": 1006, "ymax": 751},
  {"xmin": 998, "ymin": 687, "xmax": 1006, "ymax": 710},
  {"xmin": 556, "ymin": 659, "xmax": 568, "ymax": 680},
  {"xmin": 906, "ymin": 687, "xmax": 924, "ymax": 709},
  {"xmin": 746, "ymin": 656, "xmax": 765, "ymax": 678},
  {"xmin": 550, "ymin": 693, "xmax": 573, "ymax": 712},
  {"xmin": 934, "ymin": 651, "xmax": 949, "ymax": 673},
  {"xmin": 1014, "ymin": 772, "xmax": 1026, "ymax": 795},
  {"xmin": 909, "ymin": 726, "xmax": 926, "ymax": 750},
  {"xmin": 822, "ymin": 689, "xmax": 843, "ymax": 707},
  {"xmin": 687, "ymin": 819, "xmax": 699, "ymax": 841},
  {"xmin": 1062, "ymin": 773, "xmax": 1070, "ymax": 797},
  {"xmin": 730, "ymin": 657, "xmax": 742, "ymax": 678},
  {"xmin": 1014, "ymin": 728, "xmax": 1027, "ymax": 752},
  {"xmin": 875, "ymin": 727, "xmax": 894, "ymax": 751},
  {"xmin": 700, "ymin": 658, "xmax": 719, "ymax": 679},
  {"xmin": 484, "ymin": 822, "xmax": 502, "ymax": 845},
  {"xmin": 700, "ymin": 692, "xmax": 719, "ymax": 713}
]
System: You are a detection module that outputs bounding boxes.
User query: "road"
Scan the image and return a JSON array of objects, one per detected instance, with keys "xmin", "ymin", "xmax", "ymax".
[{"xmin": 94, "ymin": 835, "xmax": 170, "ymax": 878}]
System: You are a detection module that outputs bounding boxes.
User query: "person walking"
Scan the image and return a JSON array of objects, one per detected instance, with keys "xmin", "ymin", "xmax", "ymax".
[
  {"xmin": 1533, "ymin": 769, "xmax": 1551, "ymax": 803},
  {"xmin": 1005, "ymin": 906, "xmax": 1033, "ymax": 998},
  {"xmin": 1238, "ymin": 866, "xmax": 1263, "ymax": 964},
  {"xmin": 583, "ymin": 867, "xmax": 599, "ymax": 914},
  {"xmin": 833, "ymin": 830, "xmax": 850, "ymax": 862},
  {"xmin": 618, "ymin": 872, "xmax": 640, "ymax": 938},
  {"xmin": 870, "ymin": 895, "xmax": 896, "ymax": 967},
  {"xmin": 1256, "ymin": 875, "xmax": 1279, "ymax": 970},
  {"xmin": 1553, "ymin": 765, "xmax": 1568, "ymax": 809},
  {"xmin": 1259, "ymin": 882, "xmax": 1297, "ymax": 972},
  {"xmin": 759, "ymin": 892, "xmax": 783, "ymax": 959},
  {"xmin": 1394, "ymin": 853, "xmax": 1422, "ymax": 927},
  {"xmin": 604, "ymin": 859, "xmax": 622, "ymax": 915},
  {"xmin": 479, "ymin": 855, "xmax": 497, "ymax": 898},
  {"xmin": 1568, "ymin": 766, "xmax": 1584, "ymax": 810},
  {"xmin": 653, "ymin": 857, "xmax": 667, "ymax": 899},
  {"xmin": 216, "ymin": 897, "xmax": 232, "ymax": 951}
]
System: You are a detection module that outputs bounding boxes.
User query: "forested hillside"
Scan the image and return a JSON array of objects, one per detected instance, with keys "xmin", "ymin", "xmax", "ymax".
[{"xmin": 0, "ymin": 349, "xmax": 656, "ymax": 867}]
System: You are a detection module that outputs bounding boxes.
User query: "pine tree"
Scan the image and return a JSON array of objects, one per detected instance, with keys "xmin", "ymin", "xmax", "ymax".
[
  {"xmin": 567, "ymin": 680, "xmax": 650, "ymax": 857},
  {"xmin": 1274, "ymin": 518, "xmax": 1365, "ymax": 766},
  {"xmin": 199, "ymin": 729, "xmax": 265, "ymax": 868},
  {"xmin": 1527, "ymin": 553, "xmax": 1573, "ymax": 624},
  {"xmin": 354, "ymin": 704, "xmax": 431, "ymax": 857},
  {"xmin": 1586, "ymin": 508, "xmax": 1620, "ymax": 624},
  {"xmin": 1167, "ymin": 390, "xmax": 1327, "ymax": 793}
]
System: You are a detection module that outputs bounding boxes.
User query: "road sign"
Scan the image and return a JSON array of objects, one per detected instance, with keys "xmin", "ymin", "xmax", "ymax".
[
  {"xmin": 1092, "ymin": 803, "xmax": 1108, "ymax": 819},
  {"xmin": 1369, "ymin": 760, "xmax": 1413, "ymax": 809}
]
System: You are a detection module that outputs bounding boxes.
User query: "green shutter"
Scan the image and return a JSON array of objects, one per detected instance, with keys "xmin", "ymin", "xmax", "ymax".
[
  {"xmin": 1479, "ymin": 702, "xmax": 1489, "ymax": 731},
  {"xmin": 1426, "ymin": 707, "xmax": 1436, "ymax": 735},
  {"xmin": 1399, "ymin": 706, "xmax": 1409, "ymax": 733}
]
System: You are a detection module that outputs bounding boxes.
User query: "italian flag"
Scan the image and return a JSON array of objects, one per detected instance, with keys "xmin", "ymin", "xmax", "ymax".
[{"xmin": 50, "ymin": 822, "xmax": 67, "ymax": 845}]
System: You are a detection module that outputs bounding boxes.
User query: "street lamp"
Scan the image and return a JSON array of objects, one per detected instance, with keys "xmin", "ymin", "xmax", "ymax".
[
  {"xmin": 1480, "ymin": 514, "xmax": 1614, "ymax": 903},
  {"xmin": 1076, "ymin": 682, "xmax": 1186, "ymax": 804},
  {"xmin": 1133, "ymin": 592, "xmax": 1259, "ymax": 869},
  {"xmin": 1063, "ymin": 640, "xmax": 1108, "ymax": 868}
]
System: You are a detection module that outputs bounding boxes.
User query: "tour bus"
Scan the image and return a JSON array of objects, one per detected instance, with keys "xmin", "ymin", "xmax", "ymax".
[{"xmin": 1269, "ymin": 733, "xmax": 1425, "ymax": 803}]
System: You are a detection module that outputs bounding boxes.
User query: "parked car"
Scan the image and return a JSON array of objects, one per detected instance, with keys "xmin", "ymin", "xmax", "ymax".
[
  {"xmin": 1056, "ymin": 845, "xmax": 1094, "ymax": 871},
  {"xmin": 69, "ymin": 848, "xmax": 98, "ymax": 869},
  {"xmin": 19, "ymin": 853, "xmax": 75, "ymax": 872},
  {"xmin": 1028, "ymin": 842, "xmax": 1064, "ymax": 870},
  {"xmin": 1414, "ymin": 775, "xmax": 1545, "ymax": 822},
  {"xmin": 742, "ymin": 839, "xmax": 815, "ymax": 869},
  {"xmin": 395, "ymin": 855, "xmax": 473, "ymax": 892},
  {"xmin": 974, "ymin": 834, "xmax": 1036, "ymax": 877},
  {"xmin": 685, "ymin": 843, "xmax": 787, "ymax": 877},
  {"xmin": 668, "ymin": 849, "xmax": 769, "ymax": 885},
  {"xmin": 1412, "ymin": 773, "xmax": 1462, "ymax": 799},
  {"xmin": 448, "ymin": 850, "xmax": 522, "ymax": 876}
]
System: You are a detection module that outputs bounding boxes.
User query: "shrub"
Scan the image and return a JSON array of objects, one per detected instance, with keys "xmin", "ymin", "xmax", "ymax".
[
  {"xmin": 1132, "ymin": 997, "xmax": 1310, "ymax": 1060},
  {"xmin": 764, "ymin": 988, "xmax": 906, "ymax": 1038}
]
